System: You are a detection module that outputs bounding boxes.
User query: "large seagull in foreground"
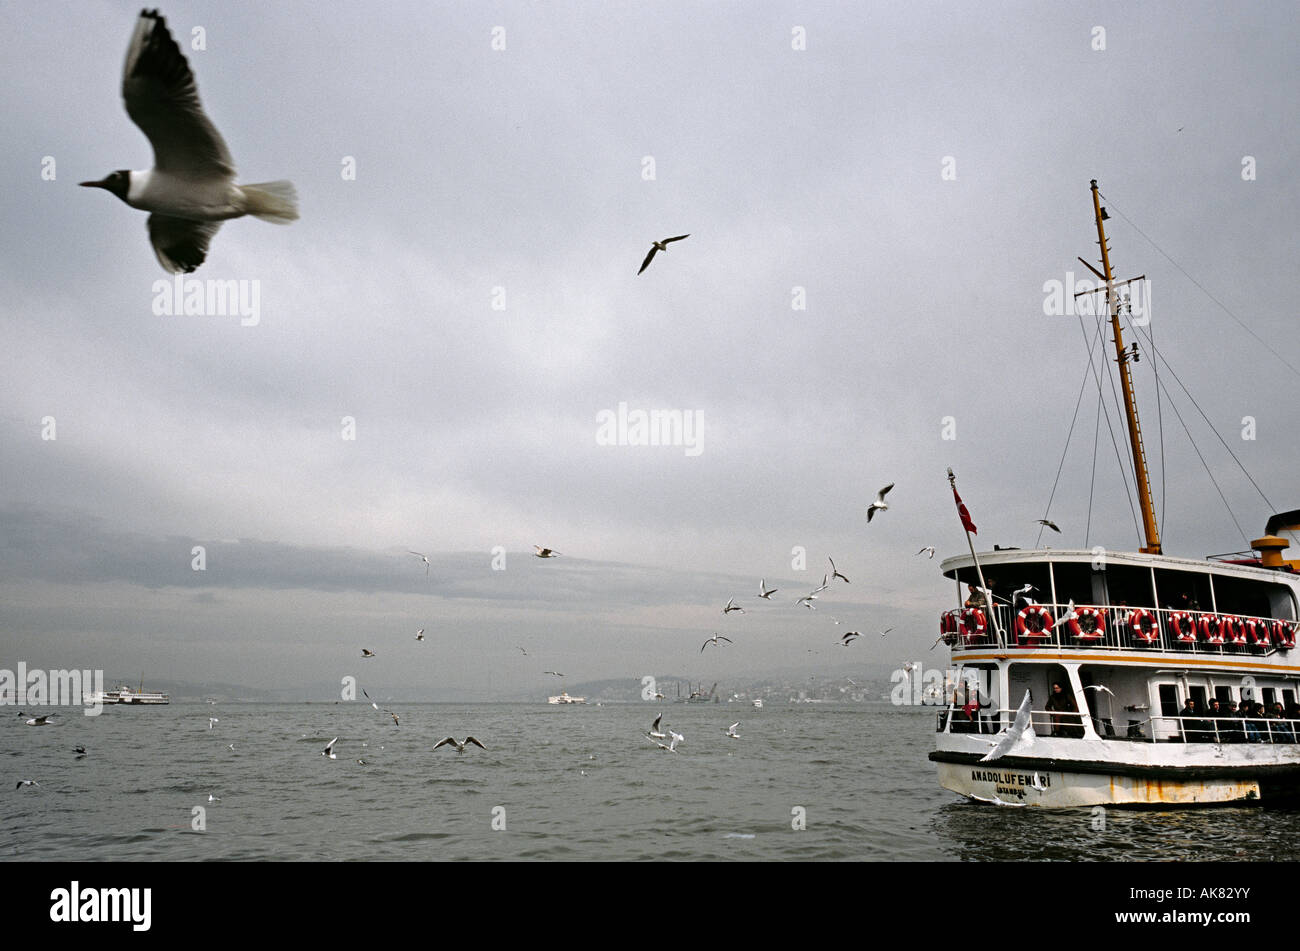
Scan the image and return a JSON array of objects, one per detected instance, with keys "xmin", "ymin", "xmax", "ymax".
[
  {"xmin": 80, "ymin": 9, "xmax": 298, "ymax": 272},
  {"xmin": 638, "ymin": 234, "xmax": 690, "ymax": 274}
]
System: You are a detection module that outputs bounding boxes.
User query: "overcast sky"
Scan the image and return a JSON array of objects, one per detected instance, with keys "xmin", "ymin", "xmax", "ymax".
[{"xmin": 1, "ymin": 1, "xmax": 1296, "ymax": 697}]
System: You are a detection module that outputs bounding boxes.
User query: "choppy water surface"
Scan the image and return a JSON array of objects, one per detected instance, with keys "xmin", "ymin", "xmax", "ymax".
[{"xmin": 5, "ymin": 702, "xmax": 1299, "ymax": 861}]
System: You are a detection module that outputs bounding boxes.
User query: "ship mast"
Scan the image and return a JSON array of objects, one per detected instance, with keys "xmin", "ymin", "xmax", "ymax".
[{"xmin": 1088, "ymin": 179, "xmax": 1161, "ymax": 554}]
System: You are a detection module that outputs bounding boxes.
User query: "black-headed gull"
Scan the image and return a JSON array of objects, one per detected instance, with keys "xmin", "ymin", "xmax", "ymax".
[
  {"xmin": 638, "ymin": 234, "xmax": 690, "ymax": 274},
  {"xmin": 79, "ymin": 10, "xmax": 298, "ymax": 273},
  {"xmin": 1035, "ymin": 519, "xmax": 1062, "ymax": 533},
  {"xmin": 533, "ymin": 546, "xmax": 561, "ymax": 558},
  {"xmin": 829, "ymin": 558, "xmax": 850, "ymax": 584},
  {"xmin": 867, "ymin": 484, "xmax": 894, "ymax": 522},
  {"xmin": 723, "ymin": 598, "xmax": 744, "ymax": 615},
  {"xmin": 322, "ymin": 737, "xmax": 338, "ymax": 759},
  {"xmin": 758, "ymin": 579, "xmax": 778, "ymax": 600},
  {"xmin": 701, "ymin": 633, "xmax": 733, "ymax": 653},
  {"xmin": 433, "ymin": 736, "xmax": 486, "ymax": 753}
]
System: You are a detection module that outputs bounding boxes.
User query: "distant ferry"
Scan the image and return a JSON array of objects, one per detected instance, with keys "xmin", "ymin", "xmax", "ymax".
[
  {"xmin": 87, "ymin": 683, "xmax": 170, "ymax": 705},
  {"xmin": 931, "ymin": 181, "xmax": 1300, "ymax": 808},
  {"xmin": 548, "ymin": 691, "xmax": 586, "ymax": 704}
]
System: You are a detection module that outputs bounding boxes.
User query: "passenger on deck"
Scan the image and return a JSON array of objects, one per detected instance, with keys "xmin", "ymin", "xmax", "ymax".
[
  {"xmin": 1270, "ymin": 703, "xmax": 1295, "ymax": 743},
  {"xmin": 964, "ymin": 584, "xmax": 987, "ymax": 610},
  {"xmin": 1205, "ymin": 698, "xmax": 1231, "ymax": 743},
  {"xmin": 1045, "ymin": 681, "xmax": 1084, "ymax": 738},
  {"xmin": 1239, "ymin": 699, "xmax": 1261, "ymax": 742},
  {"xmin": 1179, "ymin": 698, "xmax": 1209, "ymax": 742}
]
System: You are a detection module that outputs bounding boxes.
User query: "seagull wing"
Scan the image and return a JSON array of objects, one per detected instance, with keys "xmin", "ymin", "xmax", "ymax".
[
  {"xmin": 652, "ymin": 714, "xmax": 661, "ymax": 731},
  {"xmin": 122, "ymin": 11, "xmax": 235, "ymax": 179},
  {"xmin": 637, "ymin": 246, "xmax": 659, "ymax": 274},
  {"xmin": 433, "ymin": 737, "xmax": 454, "ymax": 750},
  {"xmin": 146, "ymin": 214, "xmax": 222, "ymax": 274},
  {"xmin": 663, "ymin": 234, "xmax": 690, "ymax": 243},
  {"xmin": 465, "ymin": 737, "xmax": 486, "ymax": 750},
  {"xmin": 717, "ymin": 635, "xmax": 733, "ymax": 644},
  {"xmin": 323, "ymin": 737, "xmax": 338, "ymax": 754},
  {"xmin": 980, "ymin": 691, "xmax": 1033, "ymax": 762}
]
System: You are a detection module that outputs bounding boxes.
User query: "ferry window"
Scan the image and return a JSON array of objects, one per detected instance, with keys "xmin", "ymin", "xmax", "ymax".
[
  {"xmin": 1103, "ymin": 564, "xmax": 1155, "ymax": 609},
  {"xmin": 1285, "ymin": 689, "xmax": 1295, "ymax": 709},
  {"xmin": 1214, "ymin": 685, "xmax": 1234, "ymax": 705},
  {"xmin": 1213, "ymin": 573, "xmax": 1291, "ymax": 620},
  {"xmin": 1052, "ymin": 562, "xmax": 1104, "ymax": 608},
  {"xmin": 1263, "ymin": 688, "xmax": 1276, "ymax": 707},
  {"xmin": 1158, "ymin": 684, "xmax": 1180, "ymax": 717},
  {"xmin": 1189, "ymin": 685, "xmax": 1208, "ymax": 708},
  {"xmin": 1152, "ymin": 568, "xmax": 1213, "ymax": 612}
]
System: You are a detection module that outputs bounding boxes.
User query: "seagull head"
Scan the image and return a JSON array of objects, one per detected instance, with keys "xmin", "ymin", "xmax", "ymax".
[{"xmin": 79, "ymin": 170, "xmax": 131, "ymax": 203}]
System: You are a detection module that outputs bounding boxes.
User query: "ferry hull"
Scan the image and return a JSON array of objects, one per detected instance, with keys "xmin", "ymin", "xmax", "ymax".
[{"xmin": 934, "ymin": 760, "xmax": 1270, "ymax": 807}]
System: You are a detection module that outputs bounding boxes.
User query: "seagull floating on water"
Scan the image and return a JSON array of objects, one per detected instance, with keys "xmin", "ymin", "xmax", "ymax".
[
  {"xmin": 80, "ymin": 10, "xmax": 298, "ymax": 273},
  {"xmin": 867, "ymin": 483, "xmax": 894, "ymax": 522},
  {"xmin": 433, "ymin": 736, "xmax": 486, "ymax": 753},
  {"xmin": 638, "ymin": 234, "xmax": 690, "ymax": 274},
  {"xmin": 23, "ymin": 714, "xmax": 54, "ymax": 726},
  {"xmin": 647, "ymin": 714, "xmax": 667, "ymax": 739},
  {"xmin": 322, "ymin": 737, "xmax": 338, "ymax": 759}
]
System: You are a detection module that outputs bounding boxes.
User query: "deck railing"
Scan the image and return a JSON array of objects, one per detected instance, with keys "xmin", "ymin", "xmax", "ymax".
[
  {"xmin": 937, "ymin": 705, "xmax": 1300, "ymax": 744},
  {"xmin": 941, "ymin": 603, "xmax": 1295, "ymax": 656}
]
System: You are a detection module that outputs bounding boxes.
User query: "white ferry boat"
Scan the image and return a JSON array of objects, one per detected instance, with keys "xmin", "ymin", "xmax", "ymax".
[
  {"xmin": 87, "ymin": 682, "xmax": 170, "ymax": 705},
  {"xmin": 930, "ymin": 181, "xmax": 1300, "ymax": 807},
  {"xmin": 548, "ymin": 691, "xmax": 586, "ymax": 704}
]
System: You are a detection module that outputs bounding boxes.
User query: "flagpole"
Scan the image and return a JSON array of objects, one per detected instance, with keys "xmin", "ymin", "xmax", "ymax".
[{"xmin": 947, "ymin": 467, "xmax": 1003, "ymax": 646}]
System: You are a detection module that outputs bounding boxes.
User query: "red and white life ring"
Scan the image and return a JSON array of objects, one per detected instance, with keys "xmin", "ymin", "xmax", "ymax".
[
  {"xmin": 1244, "ymin": 617, "xmax": 1268, "ymax": 647},
  {"xmin": 1068, "ymin": 606, "xmax": 1107, "ymax": 640},
  {"xmin": 1128, "ymin": 608, "xmax": 1159, "ymax": 644},
  {"xmin": 1170, "ymin": 611, "xmax": 1197, "ymax": 642},
  {"xmin": 1273, "ymin": 619, "xmax": 1297, "ymax": 650},
  {"xmin": 1198, "ymin": 614, "xmax": 1224, "ymax": 644},
  {"xmin": 1222, "ymin": 615, "xmax": 1247, "ymax": 645},
  {"xmin": 1016, "ymin": 604, "xmax": 1054, "ymax": 641},
  {"xmin": 959, "ymin": 608, "xmax": 987, "ymax": 643},
  {"xmin": 940, "ymin": 610, "xmax": 961, "ymax": 646}
]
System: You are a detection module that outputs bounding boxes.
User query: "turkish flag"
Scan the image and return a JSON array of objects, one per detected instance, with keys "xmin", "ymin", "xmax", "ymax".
[{"xmin": 953, "ymin": 486, "xmax": 977, "ymax": 535}]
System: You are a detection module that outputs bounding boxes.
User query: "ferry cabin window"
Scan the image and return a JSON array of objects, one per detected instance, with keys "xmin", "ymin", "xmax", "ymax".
[
  {"xmin": 1051, "ymin": 562, "xmax": 1105, "ymax": 608},
  {"xmin": 1151, "ymin": 568, "xmax": 1213, "ymax": 613},
  {"xmin": 1158, "ymin": 684, "xmax": 1180, "ymax": 719},
  {"xmin": 1189, "ymin": 685, "xmax": 1208, "ymax": 709},
  {"xmin": 1214, "ymin": 685, "xmax": 1235, "ymax": 706},
  {"xmin": 1100, "ymin": 564, "xmax": 1156, "ymax": 610},
  {"xmin": 1211, "ymin": 572, "xmax": 1296, "ymax": 621},
  {"xmin": 1263, "ymin": 687, "xmax": 1276, "ymax": 707}
]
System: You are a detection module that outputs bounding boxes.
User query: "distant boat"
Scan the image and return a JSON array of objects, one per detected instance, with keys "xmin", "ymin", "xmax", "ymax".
[
  {"xmin": 86, "ymin": 681, "xmax": 169, "ymax": 705},
  {"xmin": 548, "ymin": 691, "xmax": 586, "ymax": 705}
]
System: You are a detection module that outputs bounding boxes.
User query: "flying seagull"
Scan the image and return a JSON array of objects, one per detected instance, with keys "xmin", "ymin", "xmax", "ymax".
[
  {"xmin": 758, "ymin": 579, "xmax": 778, "ymax": 600},
  {"xmin": 386, "ymin": 710, "xmax": 400, "ymax": 727},
  {"xmin": 208, "ymin": 717, "xmax": 218, "ymax": 729},
  {"xmin": 533, "ymin": 546, "xmax": 560, "ymax": 558},
  {"xmin": 829, "ymin": 558, "xmax": 850, "ymax": 584},
  {"xmin": 23, "ymin": 714, "xmax": 54, "ymax": 726},
  {"xmin": 980, "ymin": 691, "xmax": 1035, "ymax": 762},
  {"xmin": 723, "ymin": 598, "xmax": 744, "ymax": 615},
  {"xmin": 544, "ymin": 670, "xmax": 564, "ymax": 677},
  {"xmin": 724, "ymin": 722, "xmax": 740, "ymax": 739},
  {"xmin": 433, "ymin": 736, "xmax": 486, "ymax": 753},
  {"xmin": 878, "ymin": 627, "xmax": 894, "ymax": 638},
  {"xmin": 840, "ymin": 631, "xmax": 861, "ymax": 645},
  {"xmin": 916, "ymin": 546, "xmax": 936, "ymax": 559},
  {"xmin": 638, "ymin": 234, "xmax": 690, "ymax": 274},
  {"xmin": 415, "ymin": 629, "xmax": 425, "ymax": 642},
  {"xmin": 648, "ymin": 734, "xmax": 680, "ymax": 752},
  {"xmin": 408, "ymin": 551, "xmax": 431, "ymax": 577},
  {"xmin": 796, "ymin": 594, "xmax": 817, "ymax": 610},
  {"xmin": 867, "ymin": 484, "xmax": 894, "ymax": 522},
  {"xmin": 1083, "ymin": 684, "xmax": 1116, "ymax": 698},
  {"xmin": 361, "ymin": 649, "xmax": 375, "ymax": 658},
  {"xmin": 73, "ymin": 745, "xmax": 87, "ymax": 758},
  {"xmin": 1035, "ymin": 519, "xmax": 1062, "ymax": 533},
  {"xmin": 15, "ymin": 780, "xmax": 40, "ymax": 790},
  {"xmin": 362, "ymin": 689, "xmax": 379, "ymax": 710},
  {"xmin": 647, "ymin": 714, "xmax": 667, "ymax": 739},
  {"xmin": 701, "ymin": 633, "xmax": 734, "ymax": 653},
  {"xmin": 80, "ymin": 9, "xmax": 297, "ymax": 273},
  {"xmin": 811, "ymin": 574, "xmax": 830, "ymax": 595},
  {"xmin": 322, "ymin": 737, "xmax": 338, "ymax": 759}
]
